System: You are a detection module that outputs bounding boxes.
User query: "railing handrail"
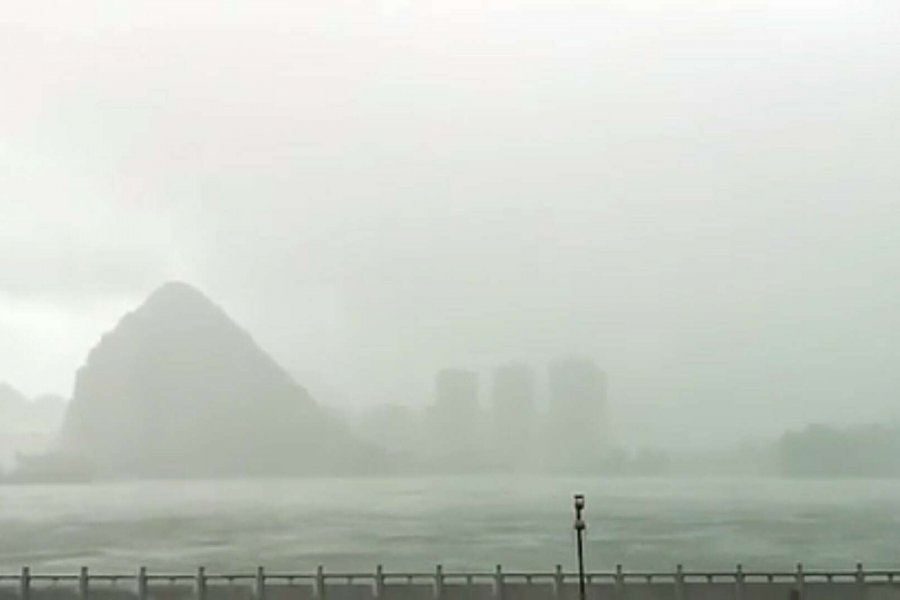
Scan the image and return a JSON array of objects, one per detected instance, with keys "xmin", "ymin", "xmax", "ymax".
[{"xmin": 4, "ymin": 566, "xmax": 900, "ymax": 581}]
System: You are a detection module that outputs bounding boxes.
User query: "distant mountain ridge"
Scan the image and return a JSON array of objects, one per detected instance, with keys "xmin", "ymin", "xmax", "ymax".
[
  {"xmin": 55, "ymin": 281, "xmax": 373, "ymax": 478},
  {"xmin": 0, "ymin": 382, "xmax": 66, "ymax": 435},
  {"xmin": 0, "ymin": 383, "xmax": 66, "ymax": 473},
  {"xmin": 0, "ymin": 382, "xmax": 26, "ymax": 411}
]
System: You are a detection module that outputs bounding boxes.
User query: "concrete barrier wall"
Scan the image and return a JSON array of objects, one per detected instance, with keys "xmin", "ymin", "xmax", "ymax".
[{"xmin": 2, "ymin": 569, "xmax": 900, "ymax": 600}]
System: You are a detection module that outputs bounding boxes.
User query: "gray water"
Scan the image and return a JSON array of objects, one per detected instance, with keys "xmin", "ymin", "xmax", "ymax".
[{"xmin": 1, "ymin": 477, "xmax": 899, "ymax": 574}]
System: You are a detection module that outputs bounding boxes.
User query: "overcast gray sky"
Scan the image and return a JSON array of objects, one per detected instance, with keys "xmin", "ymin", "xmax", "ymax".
[{"xmin": 2, "ymin": 0, "xmax": 899, "ymax": 448}]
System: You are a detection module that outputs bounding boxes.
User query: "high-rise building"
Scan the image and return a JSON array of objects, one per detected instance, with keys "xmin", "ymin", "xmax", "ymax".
[
  {"xmin": 357, "ymin": 404, "xmax": 422, "ymax": 458},
  {"xmin": 491, "ymin": 363, "xmax": 536, "ymax": 471},
  {"xmin": 429, "ymin": 368, "xmax": 481, "ymax": 469},
  {"xmin": 547, "ymin": 357, "xmax": 608, "ymax": 471},
  {"xmin": 436, "ymin": 369, "xmax": 479, "ymax": 415}
]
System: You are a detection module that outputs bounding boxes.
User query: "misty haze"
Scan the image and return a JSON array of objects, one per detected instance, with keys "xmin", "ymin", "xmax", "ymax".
[{"xmin": 2, "ymin": 0, "xmax": 900, "ymax": 593}]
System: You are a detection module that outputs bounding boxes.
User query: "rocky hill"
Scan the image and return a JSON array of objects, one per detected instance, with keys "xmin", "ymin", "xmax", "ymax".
[{"xmin": 56, "ymin": 282, "xmax": 370, "ymax": 478}]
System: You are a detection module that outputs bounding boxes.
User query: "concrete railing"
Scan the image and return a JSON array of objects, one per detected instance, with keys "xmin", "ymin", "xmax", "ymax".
[{"xmin": 2, "ymin": 564, "xmax": 899, "ymax": 600}]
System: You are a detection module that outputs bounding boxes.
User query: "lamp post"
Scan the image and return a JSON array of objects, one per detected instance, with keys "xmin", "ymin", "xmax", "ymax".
[{"xmin": 573, "ymin": 494, "xmax": 586, "ymax": 600}]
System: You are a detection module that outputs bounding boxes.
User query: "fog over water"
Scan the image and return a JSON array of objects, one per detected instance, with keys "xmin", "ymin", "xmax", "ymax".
[
  {"xmin": 2, "ymin": 0, "xmax": 900, "ymax": 574},
  {"xmin": 3, "ymin": 0, "xmax": 900, "ymax": 451},
  {"xmin": 3, "ymin": 477, "xmax": 900, "ymax": 572}
]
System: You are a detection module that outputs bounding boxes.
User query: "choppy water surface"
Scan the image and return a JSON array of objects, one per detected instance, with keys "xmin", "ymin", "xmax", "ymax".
[{"xmin": 1, "ymin": 477, "xmax": 899, "ymax": 573}]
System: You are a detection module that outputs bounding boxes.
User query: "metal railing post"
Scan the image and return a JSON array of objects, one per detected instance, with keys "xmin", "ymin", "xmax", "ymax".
[
  {"xmin": 674, "ymin": 564, "xmax": 684, "ymax": 600},
  {"xmin": 434, "ymin": 565, "xmax": 444, "ymax": 600},
  {"xmin": 494, "ymin": 565, "xmax": 504, "ymax": 600},
  {"xmin": 79, "ymin": 567, "xmax": 90, "ymax": 600},
  {"xmin": 20, "ymin": 567, "xmax": 30, "ymax": 600},
  {"xmin": 856, "ymin": 562, "xmax": 865, "ymax": 600},
  {"xmin": 315, "ymin": 566, "xmax": 326, "ymax": 600},
  {"xmin": 374, "ymin": 565, "xmax": 385, "ymax": 600},
  {"xmin": 795, "ymin": 563, "xmax": 804, "ymax": 599},
  {"xmin": 196, "ymin": 567, "xmax": 207, "ymax": 600},
  {"xmin": 255, "ymin": 567, "xmax": 265, "ymax": 600},
  {"xmin": 735, "ymin": 564, "xmax": 744, "ymax": 600},
  {"xmin": 137, "ymin": 567, "xmax": 148, "ymax": 600},
  {"xmin": 553, "ymin": 565, "xmax": 563, "ymax": 600}
]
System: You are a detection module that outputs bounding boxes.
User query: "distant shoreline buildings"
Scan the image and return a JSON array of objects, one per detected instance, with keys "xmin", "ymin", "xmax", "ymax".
[
  {"xmin": 2, "ymin": 283, "xmax": 619, "ymax": 481},
  {"xmin": 547, "ymin": 357, "xmax": 609, "ymax": 471},
  {"xmin": 4, "ymin": 281, "xmax": 898, "ymax": 482},
  {"xmin": 491, "ymin": 363, "xmax": 537, "ymax": 472},
  {"xmin": 358, "ymin": 357, "xmax": 611, "ymax": 474}
]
